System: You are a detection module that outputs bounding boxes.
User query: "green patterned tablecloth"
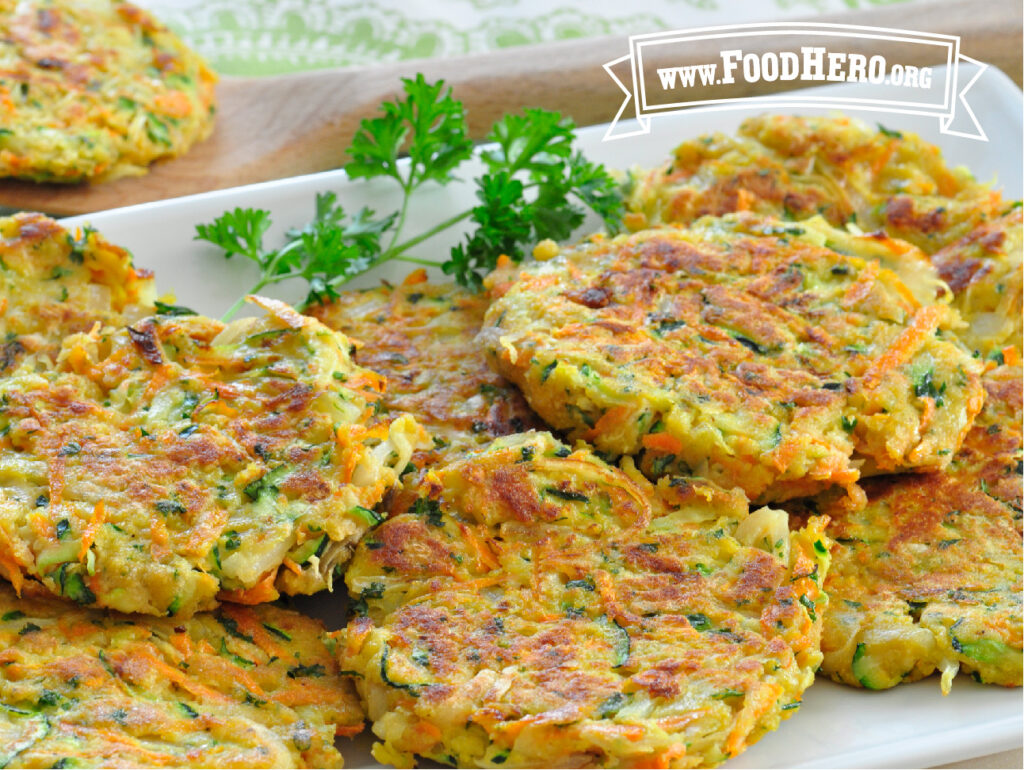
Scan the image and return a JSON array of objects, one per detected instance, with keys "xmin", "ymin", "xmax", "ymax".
[{"xmin": 139, "ymin": 0, "xmax": 920, "ymax": 76}]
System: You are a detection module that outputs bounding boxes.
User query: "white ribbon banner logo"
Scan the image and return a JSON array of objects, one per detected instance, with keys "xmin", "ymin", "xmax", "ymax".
[{"xmin": 603, "ymin": 22, "xmax": 987, "ymax": 142}]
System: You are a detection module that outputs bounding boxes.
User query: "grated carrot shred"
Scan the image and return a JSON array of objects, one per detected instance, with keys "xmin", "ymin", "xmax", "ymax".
[
  {"xmin": 66, "ymin": 724, "xmax": 179, "ymax": 763},
  {"xmin": 918, "ymin": 394, "xmax": 936, "ymax": 433},
  {"xmin": 871, "ymin": 140, "xmax": 897, "ymax": 177},
  {"xmin": 185, "ymin": 504, "xmax": 228, "ymax": 554},
  {"xmin": 128, "ymin": 647, "xmax": 231, "ymax": 703},
  {"xmin": 641, "ymin": 432, "xmax": 683, "ymax": 454},
  {"xmin": 217, "ymin": 568, "xmax": 280, "ymax": 604},
  {"xmin": 861, "ymin": 305, "xmax": 944, "ymax": 389},
  {"xmin": 642, "ymin": 743, "xmax": 688, "ymax": 769},
  {"xmin": 840, "ymin": 259, "xmax": 879, "ymax": 308},
  {"xmin": 153, "ymin": 90, "xmax": 193, "ymax": 119},
  {"xmin": 0, "ymin": 546, "xmax": 24, "ymax": 595},
  {"xmin": 463, "ymin": 527, "xmax": 500, "ymax": 572},
  {"xmin": 142, "ymin": 364, "xmax": 173, "ymax": 400},
  {"xmin": 770, "ymin": 434, "xmax": 801, "ymax": 472},
  {"xmin": 462, "ymin": 574, "xmax": 504, "ymax": 590},
  {"xmin": 594, "ymin": 569, "xmax": 640, "ymax": 626},
  {"xmin": 585, "ymin": 405, "xmax": 631, "ymax": 441},
  {"xmin": 198, "ymin": 399, "xmax": 237, "ymax": 418},
  {"xmin": 149, "ymin": 510, "xmax": 170, "ymax": 560},
  {"xmin": 169, "ymin": 630, "xmax": 194, "ymax": 659},
  {"xmin": 415, "ymin": 721, "xmax": 443, "ymax": 741},
  {"xmin": 402, "ymin": 268, "xmax": 429, "ymax": 286},
  {"xmin": 79, "ymin": 500, "xmax": 106, "ymax": 560},
  {"xmin": 735, "ymin": 188, "xmax": 756, "ymax": 212}
]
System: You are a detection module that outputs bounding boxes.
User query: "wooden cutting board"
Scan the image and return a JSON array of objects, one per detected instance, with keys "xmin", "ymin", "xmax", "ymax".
[{"xmin": 1, "ymin": 0, "xmax": 1019, "ymax": 215}]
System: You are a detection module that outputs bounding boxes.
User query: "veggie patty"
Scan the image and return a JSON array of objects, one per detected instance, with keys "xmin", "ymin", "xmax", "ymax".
[
  {"xmin": 310, "ymin": 273, "xmax": 543, "ymax": 470},
  {"xmin": 343, "ymin": 431, "xmax": 830, "ymax": 768},
  {"xmin": 0, "ymin": 213, "xmax": 157, "ymax": 371},
  {"xmin": 625, "ymin": 114, "xmax": 1003, "ymax": 255},
  {"xmin": 0, "ymin": 580, "xmax": 362, "ymax": 768},
  {"xmin": 481, "ymin": 214, "xmax": 984, "ymax": 502},
  {"xmin": 0, "ymin": 0, "xmax": 216, "ymax": 182},
  {"xmin": 0, "ymin": 296, "xmax": 424, "ymax": 616}
]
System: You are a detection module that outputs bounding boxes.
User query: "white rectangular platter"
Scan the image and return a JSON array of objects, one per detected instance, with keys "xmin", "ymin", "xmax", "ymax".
[{"xmin": 61, "ymin": 64, "xmax": 1023, "ymax": 769}]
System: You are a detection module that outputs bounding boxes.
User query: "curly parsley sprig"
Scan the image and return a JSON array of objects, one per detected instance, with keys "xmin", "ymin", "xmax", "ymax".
[{"xmin": 196, "ymin": 74, "xmax": 623, "ymax": 318}]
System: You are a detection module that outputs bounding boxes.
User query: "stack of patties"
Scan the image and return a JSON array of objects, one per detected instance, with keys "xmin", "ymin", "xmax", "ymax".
[
  {"xmin": 330, "ymin": 118, "xmax": 1018, "ymax": 769},
  {"xmin": 2, "ymin": 114, "xmax": 1016, "ymax": 770},
  {"xmin": 615, "ymin": 114, "xmax": 1022, "ymax": 699},
  {"xmin": 794, "ymin": 360, "xmax": 1021, "ymax": 693},
  {"xmin": 0, "ymin": 214, "xmax": 435, "ymax": 767}
]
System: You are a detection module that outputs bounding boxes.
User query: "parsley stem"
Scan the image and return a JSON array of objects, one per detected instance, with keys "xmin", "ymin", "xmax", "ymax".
[
  {"xmin": 387, "ymin": 208, "xmax": 473, "ymax": 259},
  {"xmin": 221, "ymin": 240, "xmax": 306, "ymax": 321},
  {"xmin": 385, "ymin": 192, "xmax": 412, "ymax": 253},
  {"xmin": 222, "ymin": 279, "xmax": 267, "ymax": 321},
  {"xmin": 316, "ymin": 205, "xmax": 474, "ymax": 298},
  {"xmin": 391, "ymin": 255, "xmax": 444, "ymax": 268}
]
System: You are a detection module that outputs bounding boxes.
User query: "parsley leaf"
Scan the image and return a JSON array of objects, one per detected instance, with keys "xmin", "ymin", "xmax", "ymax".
[
  {"xmin": 195, "ymin": 207, "xmax": 271, "ymax": 263},
  {"xmin": 445, "ymin": 172, "xmax": 533, "ymax": 288},
  {"xmin": 483, "ymin": 108, "xmax": 575, "ymax": 177},
  {"xmin": 448, "ymin": 115, "xmax": 624, "ymax": 286},
  {"xmin": 195, "ymin": 195, "xmax": 393, "ymax": 318},
  {"xmin": 200, "ymin": 76, "xmax": 623, "ymax": 316}
]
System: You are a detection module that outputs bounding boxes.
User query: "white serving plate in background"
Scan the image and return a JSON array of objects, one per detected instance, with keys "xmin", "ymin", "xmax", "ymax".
[{"xmin": 60, "ymin": 64, "xmax": 1023, "ymax": 768}]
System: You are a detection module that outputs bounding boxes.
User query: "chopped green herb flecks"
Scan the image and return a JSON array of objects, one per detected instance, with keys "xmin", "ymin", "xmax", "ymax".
[{"xmin": 544, "ymin": 486, "xmax": 589, "ymax": 503}]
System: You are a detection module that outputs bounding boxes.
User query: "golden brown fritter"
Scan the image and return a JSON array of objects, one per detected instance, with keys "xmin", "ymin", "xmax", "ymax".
[
  {"xmin": 0, "ymin": 213, "xmax": 157, "ymax": 371},
  {"xmin": 309, "ymin": 275, "xmax": 543, "ymax": 470},
  {"xmin": 0, "ymin": 0, "xmax": 216, "ymax": 182},
  {"xmin": 626, "ymin": 114, "xmax": 1004, "ymax": 255},
  {"xmin": 0, "ymin": 580, "xmax": 362, "ymax": 768},
  {"xmin": 343, "ymin": 431, "xmax": 831, "ymax": 768},
  {"xmin": 481, "ymin": 214, "xmax": 984, "ymax": 503},
  {"xmin": 929, "ymin": 205, "xmax": 1023, "ymax": 358},
  {"xmin": 0, "ymin": 296, "xmax": 424, "ymax": 617},
  {"xmin": 801, "ymin": 364, "xmax": 1022, "ymax": 692}
]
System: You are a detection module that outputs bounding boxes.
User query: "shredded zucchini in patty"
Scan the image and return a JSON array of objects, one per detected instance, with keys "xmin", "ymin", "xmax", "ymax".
[
  {"xmin": 0, "ymin": 295, "xmax": 425, "ymax": 616},
  {"xmin": 482, "ymin": 213, "xmax": 984, "ymax": 503},
  {"xmin": 0, "ymin": 581, "xmax": 362, "ymax": 768},
  {"xmin": 0, "ymin": 0, "xmax": 216, "ymax": 182},
  {"xmin": 344, "ymin": 432, "xmax": 831, "ymax": 768}
]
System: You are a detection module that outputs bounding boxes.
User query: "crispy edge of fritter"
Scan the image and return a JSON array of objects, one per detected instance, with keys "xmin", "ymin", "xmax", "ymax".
[{"xmin": 930, "ymin": 206, "xmax": 1023, "ymax": 359}]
